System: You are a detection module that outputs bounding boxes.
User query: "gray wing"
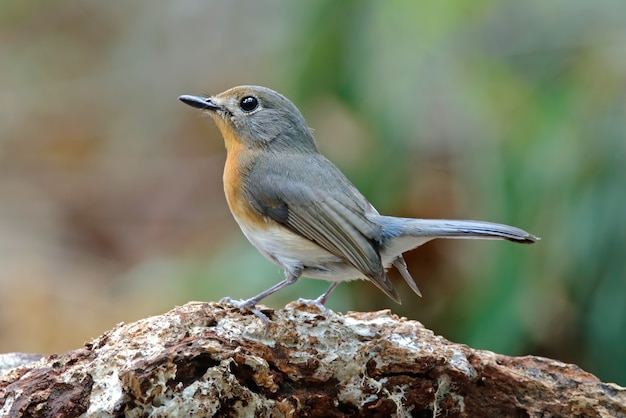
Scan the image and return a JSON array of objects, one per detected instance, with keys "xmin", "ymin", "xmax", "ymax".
[{"xmin": 246, "ymin": 166, "xmax": 400, "ymax": 303}]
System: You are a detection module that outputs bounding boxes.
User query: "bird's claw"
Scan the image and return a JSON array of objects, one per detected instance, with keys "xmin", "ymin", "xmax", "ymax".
[
  {"xmin": 295, "ymin": 297, "xmax": 333, "ymax": 316},
  {"xmin": 219, "ymin": 297, "xmax": 270, "ymax": 330}
]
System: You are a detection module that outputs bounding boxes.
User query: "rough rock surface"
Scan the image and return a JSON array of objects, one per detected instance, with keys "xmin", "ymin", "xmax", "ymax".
[{"xmin": 1, "ymin": 301, "xmax": 624, "ymax": 417}]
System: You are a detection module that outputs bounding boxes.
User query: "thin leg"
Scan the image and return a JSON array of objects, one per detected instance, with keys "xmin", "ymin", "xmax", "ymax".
[
  {"xmin": 220, "ymin": 269, "xmax": 301, "ymax": 327},
  {"xmin": 296, "ymin": 281, "xmax": 340, "ymax": 315},
  {"xmin": 315, "ymin": 282, "xmax": 340, "ymax": 305}
]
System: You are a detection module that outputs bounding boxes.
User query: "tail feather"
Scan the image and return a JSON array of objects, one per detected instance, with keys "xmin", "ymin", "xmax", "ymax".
[
  {"xmin": 380, "ymin": 217, "xmax": 539, "ymax": 244},
  {"xmin": 374, "ymin": 216, "xmax": 538, "ymax": 300},
  {"xmin": 409, "ymin": 219, "xmax": 538, "ymax": 243},
  {"xmin": 376, "ymin": 216, "xmax": 539, "ymax": 262}
]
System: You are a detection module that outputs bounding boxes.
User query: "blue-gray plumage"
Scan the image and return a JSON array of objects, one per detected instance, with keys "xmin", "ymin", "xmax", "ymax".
[{"xmin": 179, "ymin": 86, "xmax": 538, "ymax": 323}]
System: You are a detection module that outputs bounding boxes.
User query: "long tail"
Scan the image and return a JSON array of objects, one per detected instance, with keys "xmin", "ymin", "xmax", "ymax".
[
  {"xmin": 377, "ymin": 216, "xmax": 538, "ymax": 244},
  {"xmin": 376, "ymin": 216, "xmax": 538, "ymax": 266},
  {"xmin": 375, "ymin": 216, "xmax": 538, "ymax": 299},
  {"xmin": 401, "ymin": 218, "xmax": 538, "ymax": 243}
]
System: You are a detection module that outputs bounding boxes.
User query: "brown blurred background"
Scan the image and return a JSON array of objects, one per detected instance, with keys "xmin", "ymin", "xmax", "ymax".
[{"xmin": 1, "ymin": 1, "xmax": 625, "ymax": 385}]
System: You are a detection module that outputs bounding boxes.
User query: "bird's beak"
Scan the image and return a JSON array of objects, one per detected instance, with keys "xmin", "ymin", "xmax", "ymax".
[{"xmin": 178, "ymin": 95, "xmax": 223, "ymax": 111}]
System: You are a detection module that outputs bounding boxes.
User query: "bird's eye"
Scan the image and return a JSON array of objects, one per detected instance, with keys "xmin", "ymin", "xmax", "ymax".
[{"xmin": 240, "ymin": 96, "xmax": 259, "ymax": 112}]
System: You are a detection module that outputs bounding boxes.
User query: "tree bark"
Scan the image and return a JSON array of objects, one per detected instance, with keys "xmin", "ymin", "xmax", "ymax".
[{"xmin": 1, "ymin": 301, "xmax": 624, "ymax": 417}]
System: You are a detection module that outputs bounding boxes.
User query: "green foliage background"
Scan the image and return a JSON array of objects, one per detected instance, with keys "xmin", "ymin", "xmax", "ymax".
[{"xmin": 1, "ymin": 1, "xmax": 624, "ymax": 385}]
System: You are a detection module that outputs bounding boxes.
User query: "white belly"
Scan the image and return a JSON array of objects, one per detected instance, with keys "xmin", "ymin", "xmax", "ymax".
[
  {"xmin": 235, "ymin": 217, "xmax": 433, "ymax": 282},
  {"xmin": 237, "ymin": 221, "xmax": 368, "ymax": 282}
]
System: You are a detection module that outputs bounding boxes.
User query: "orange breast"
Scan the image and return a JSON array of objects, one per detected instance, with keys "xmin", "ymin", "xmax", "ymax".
[{"xmin": 217, "ymin": 119, "xmax": 266, "ymax": 229}]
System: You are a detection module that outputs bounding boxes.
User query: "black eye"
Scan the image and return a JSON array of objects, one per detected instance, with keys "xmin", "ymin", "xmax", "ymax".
[{"xmin": 240, "ymin": 96, "xmax": 258, "ymax": 112}]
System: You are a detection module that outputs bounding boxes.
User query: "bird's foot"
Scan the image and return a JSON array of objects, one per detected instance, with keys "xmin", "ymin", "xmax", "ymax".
[
  {"xmin": 219, "ymin": 297, "xmax": 269, "ymax": 330},
  {"xmin": 295, "ymin": 297, "xmax": 333, "ymax": 316},
  {"xmin": 292, "ymin": 282, "xmax": 338, "ymax": 316}
]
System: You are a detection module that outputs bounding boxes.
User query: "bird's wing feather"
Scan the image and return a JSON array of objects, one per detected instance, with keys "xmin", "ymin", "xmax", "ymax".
[{"xmin": 247, "ymin": 171, "xmax": 400, "ymax": 302}]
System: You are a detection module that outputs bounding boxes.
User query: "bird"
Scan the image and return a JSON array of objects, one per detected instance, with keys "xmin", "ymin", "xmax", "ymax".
[{"xmin": 179, "ymin": 85, "xmax": 538, "ymax": 324}]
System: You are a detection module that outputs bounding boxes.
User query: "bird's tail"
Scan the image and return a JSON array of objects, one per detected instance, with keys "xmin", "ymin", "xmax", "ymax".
[
  {"xmin": 406, "ymin": 218, "xmax": 537, "ymax": 243},
  {"xmin": 373, "ymin": 216, "xmax": 538, "ymax": 300},
  {"xmin": 376, "ymin": 216, "xmax": 539, "ymax": 266}
]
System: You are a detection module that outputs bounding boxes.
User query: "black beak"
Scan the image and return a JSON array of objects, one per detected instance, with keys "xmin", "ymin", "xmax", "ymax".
[{"xmin": 178, "ymin": 95, "xmax": 222, "ymax": 111}]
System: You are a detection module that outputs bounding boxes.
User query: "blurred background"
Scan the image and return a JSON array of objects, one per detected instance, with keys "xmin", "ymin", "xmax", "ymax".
[{"xmin": 1, "ymin": 1, "xmax": 625, "ymax": 385}]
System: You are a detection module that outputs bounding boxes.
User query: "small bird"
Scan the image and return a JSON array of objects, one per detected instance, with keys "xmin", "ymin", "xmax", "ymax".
[{"xmin": 179, "ymin": 85, "xmax": 538, "ymax": 323}]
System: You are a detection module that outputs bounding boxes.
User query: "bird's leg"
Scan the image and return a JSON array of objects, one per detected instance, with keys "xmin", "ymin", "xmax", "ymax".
[
  {"xmin": 220, "ymin": 268, "xmax": 301, "ymax": 327},
  {"xmin": 296, "ymin": 281, "xmax": 339, "ymax": 315},
  {"xmin": 313, "ymin": 282, "xmax": 340, "ymax": 305}
]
